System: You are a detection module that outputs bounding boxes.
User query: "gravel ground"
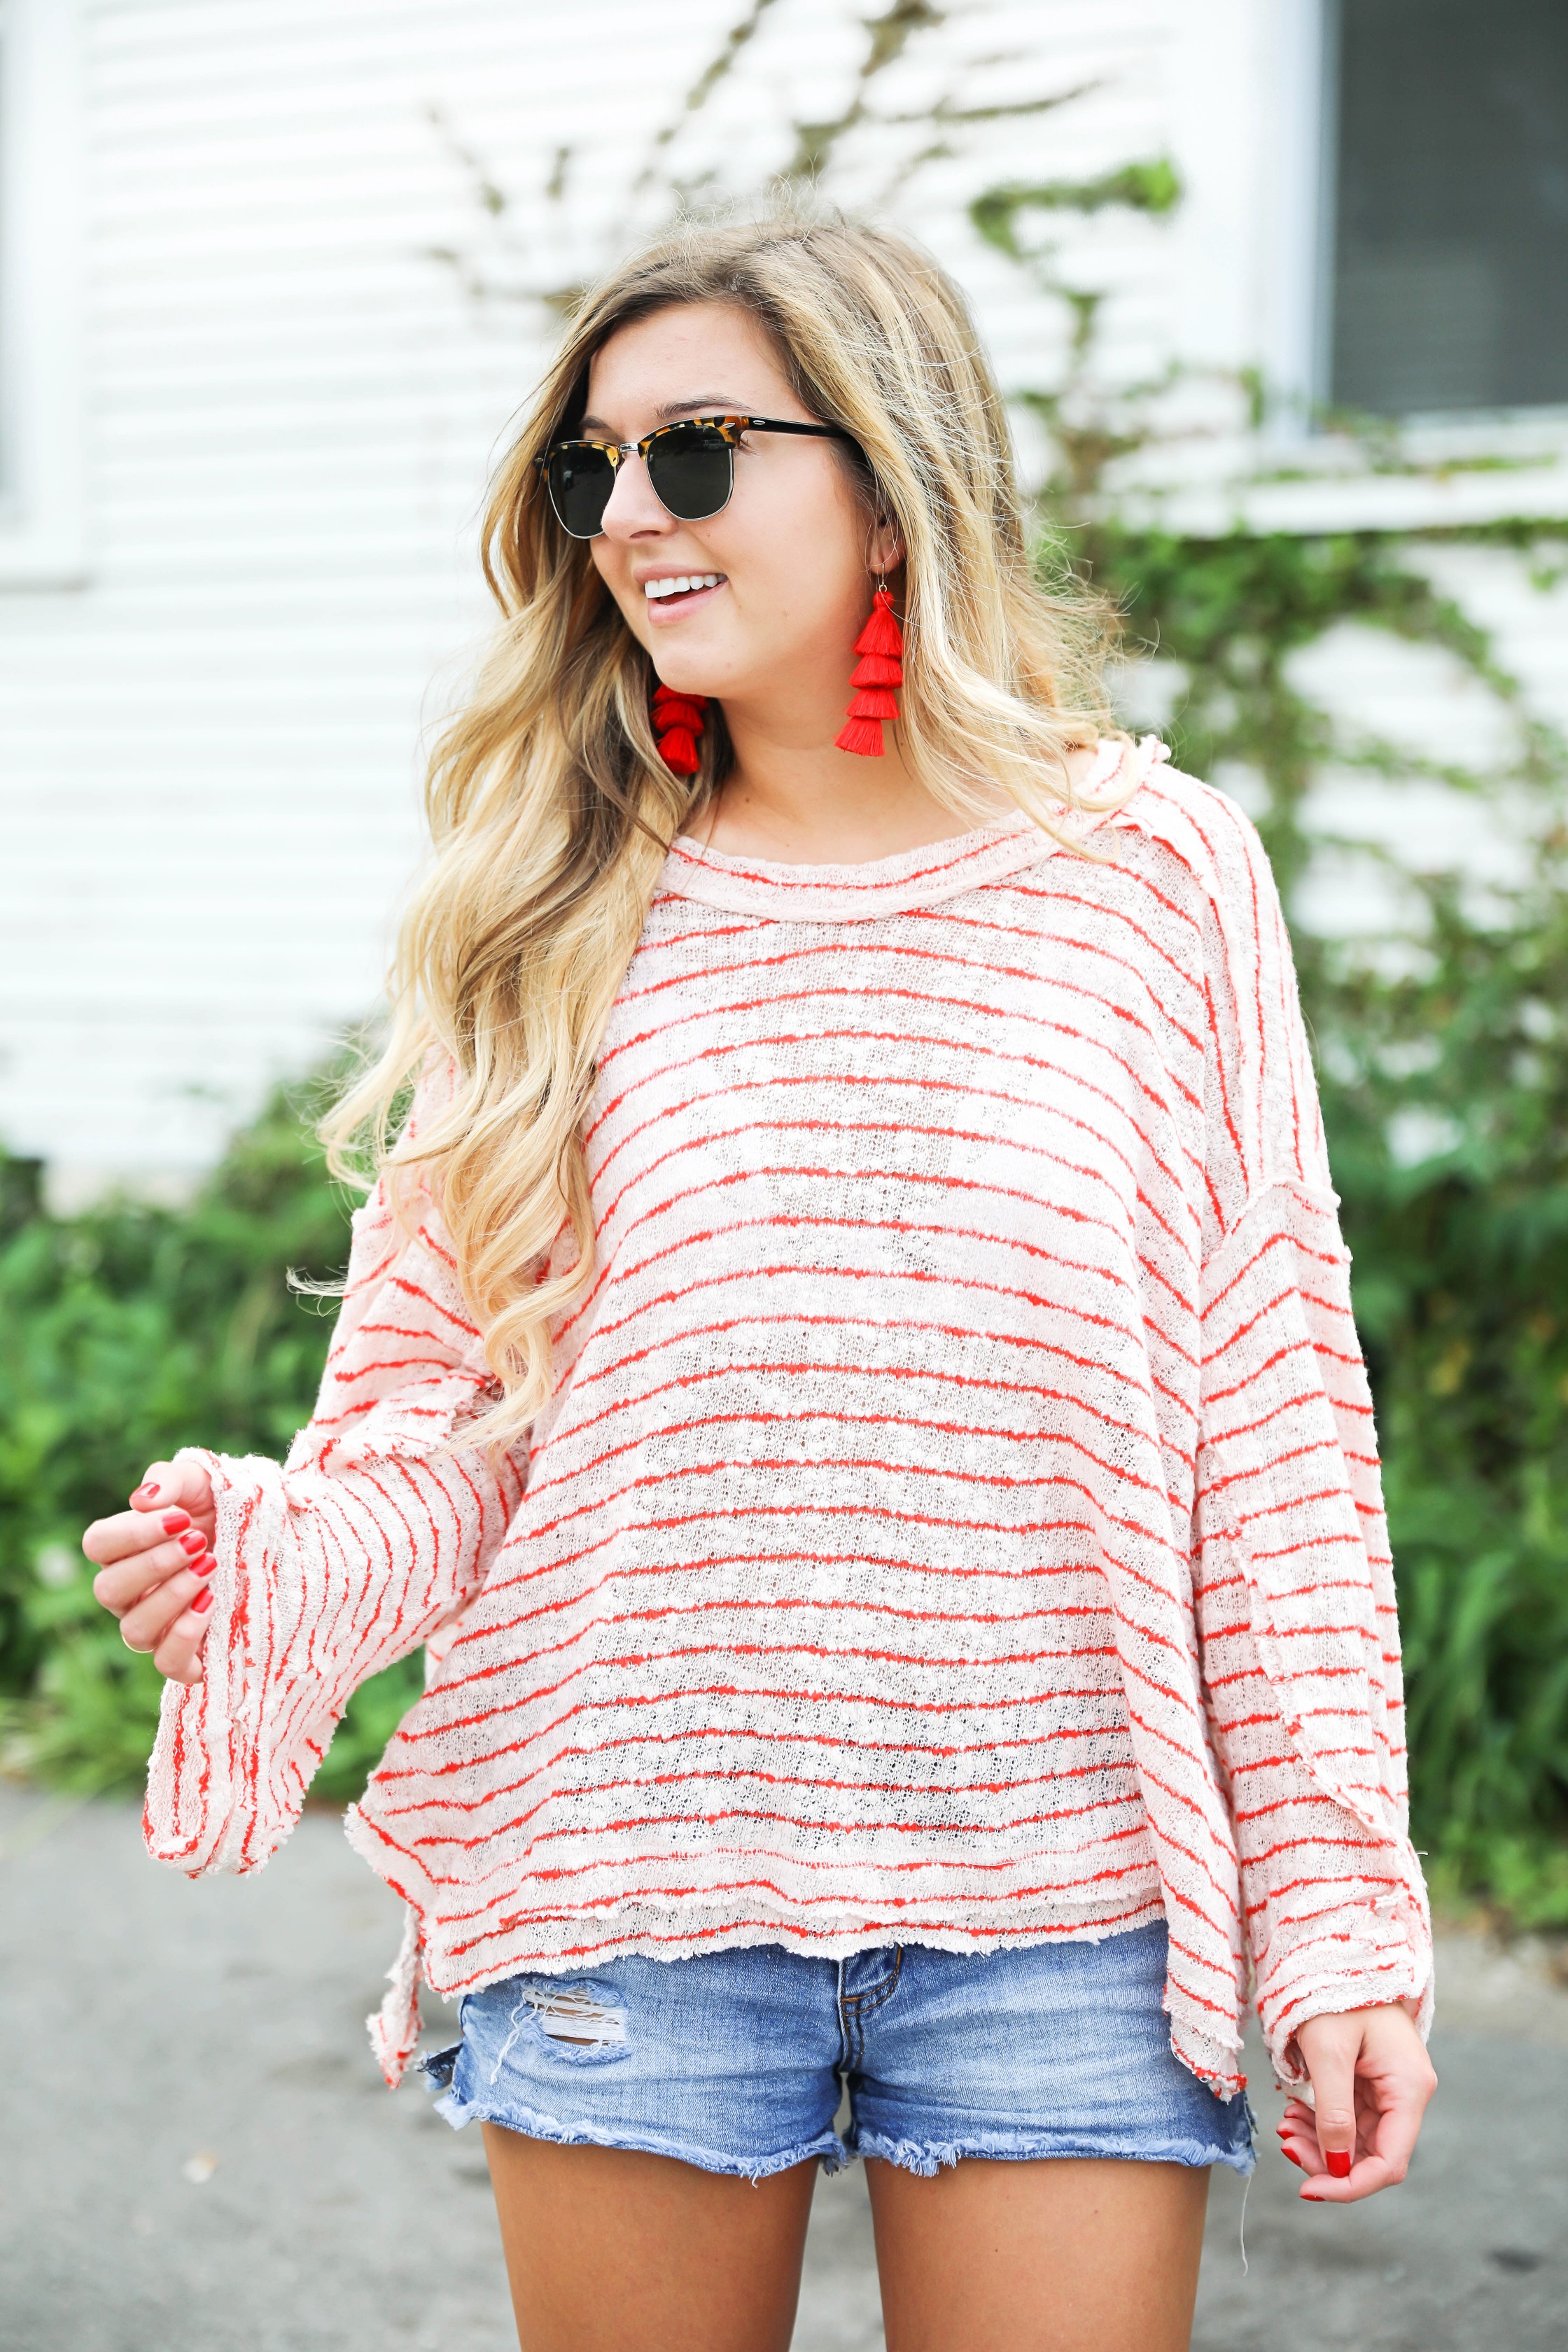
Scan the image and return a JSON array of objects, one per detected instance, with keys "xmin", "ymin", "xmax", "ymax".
[{"xmin": 2, "ymin": 1786, "xmax": 1564, "ymax": 2351}]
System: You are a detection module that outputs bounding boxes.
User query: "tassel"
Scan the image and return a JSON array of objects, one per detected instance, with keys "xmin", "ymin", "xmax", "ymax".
[
  {"xmin": 855, "ymin": 588, "xmax": 904, "ymax": 661},
  {"xmin": 652, "ymin": 681, "xmax": 708, "ymax": 776},
  {"xmin": 836, "ymin": 587, "xmax": 904, "ymax": 757},
  {"xmin": 850, "ymin": 651, "xmax": 903, "ymax": 687},
  {"xmin": 652, "ymin": 692, "xmax": 706, "ymax": 730},
  {"xmin": 657, "ymin": 724, "xmax": 701, "ymax": 775},
  {"xmin": 835, "ymin": 714, "xmax": 888, "ymax": 757}
]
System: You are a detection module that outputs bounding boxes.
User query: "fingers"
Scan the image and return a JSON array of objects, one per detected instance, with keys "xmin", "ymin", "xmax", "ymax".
[
  {"xmin": 1287, "ymin": 2006, "xmax": 1438, "ymax": 2205},
  {"xmin": 128, "ymin": 1458, "xmax": 216, "ymax": 1528},
  {"xmin": 83, "ymin": 1505, "xmax": 181, "ymax": 1570},
  {"xmin": 87, "ymin": 1513, "xmax": 200, "ymax": 1585},
  {"xmin": 152, "ymin": 1595, "xmax": 214, "ymax": 1688},
  {"xmin": 81, "ymin": 1453, "xmax": 219, "ymax": 1688},
  {"xmin": 1306, "ymin": 2055, "xmax": 1436, "ymax": 2204},
  {"xmin": 90, "ymin": 1526, "xmax": 214, "ymax": 1617},
  {"xmin": 1299, "ymin": 2018, "xmax": 1359, "ymax": 2180},
  {"xmin": 1301, "ymin": 2145, "xmax": 1402, "ymax": 2202},
  {"xmin": 1275, "ymin": 2097, "xmax": 1320, "ymax": 2175},
  {"xmin": 84, "ymin": 1455, "xmax": 217, "ymax": 1614},
  {"xmin": 117, "ymin": 1562, "xmax": 216, "ymax": 1656}
]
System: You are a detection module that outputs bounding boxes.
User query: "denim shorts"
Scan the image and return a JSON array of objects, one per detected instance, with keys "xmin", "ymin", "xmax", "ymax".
[{"xmin": 422, "ymin": 1919, "xmax": 1254, "ymax": 2182}]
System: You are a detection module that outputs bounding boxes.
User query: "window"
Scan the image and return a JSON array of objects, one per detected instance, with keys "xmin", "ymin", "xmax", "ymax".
[
  {"xmin": 1326, "ymin": 0, "xmax": 1568, "ymax": 418},
  {"xmin": 0, "ymin": 0, "xmax": 85, "ymax": 586}
]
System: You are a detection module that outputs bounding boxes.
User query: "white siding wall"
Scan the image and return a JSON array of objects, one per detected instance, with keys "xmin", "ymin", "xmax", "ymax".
[
  {"xmin": 0, "ymin": 0, "xmax": 1177, "ymax": 1189},
  {"xmin": 1, "ymin": 0, "xmax": 1562, "ymax": 1189}
]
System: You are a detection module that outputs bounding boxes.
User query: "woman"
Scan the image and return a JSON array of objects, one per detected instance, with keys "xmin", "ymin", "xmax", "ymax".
[{"xmin": 85, "ymin": 213, "xmax": 1434, "ymax": 2352}]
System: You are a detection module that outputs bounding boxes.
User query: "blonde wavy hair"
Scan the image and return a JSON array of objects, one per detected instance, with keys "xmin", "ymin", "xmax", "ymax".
[{"xmin": 323, "ymin": 206, "xmax": 1118, "ymax": 1450}]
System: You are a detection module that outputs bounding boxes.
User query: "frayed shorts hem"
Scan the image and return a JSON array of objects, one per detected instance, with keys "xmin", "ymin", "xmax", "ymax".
[
  {"xmin": 430, "ymin": 2074, "xmax": 847, "ymax": 2183},
  {"xmin": 429, "ymin": 2079, "xmax": 1250, "ymax": 2182},
  {"xmin": 850, "ymin": 2126, "xmax": 1254, "ymax": 2179}
]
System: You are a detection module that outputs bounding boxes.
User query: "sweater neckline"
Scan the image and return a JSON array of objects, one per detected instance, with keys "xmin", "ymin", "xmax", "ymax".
[
  {"xmin": 662, "ymin": 810, "xmax": 1050, "ymax": 921},
  {"xmin": 659, "ymin": 736, "xmax": 1166, "ymax": 922}
]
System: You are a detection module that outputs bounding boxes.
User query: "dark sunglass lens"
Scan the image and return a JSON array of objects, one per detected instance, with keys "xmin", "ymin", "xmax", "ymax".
[
  {"xmin": 648, "ymin": 425, "xmax": 734, "ymax": 520},
  {"xmin": 547, "ymin": 444, "xmax": 616, "ymax": 538}
]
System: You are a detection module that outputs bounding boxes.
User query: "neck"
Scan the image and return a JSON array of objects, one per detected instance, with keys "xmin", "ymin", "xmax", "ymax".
[{"xmin": 701, "ymin": 681, "xmax": 1005, "ymax": 864}]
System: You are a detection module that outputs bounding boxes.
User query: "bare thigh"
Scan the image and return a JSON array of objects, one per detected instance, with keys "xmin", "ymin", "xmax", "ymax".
[
  {"xmin": 867, "ymin": 2154, "xmax": 1211, "ymax": 2352},
  {"xmin": 481, "ymin": 2123, "xmax": 818, "ymax": 2352}
]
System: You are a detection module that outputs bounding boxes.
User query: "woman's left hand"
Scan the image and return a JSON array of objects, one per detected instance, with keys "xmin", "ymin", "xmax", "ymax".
[{"xmin": 1280, "ymin": 2002, "xmax": 1436, "ymax": 2202}]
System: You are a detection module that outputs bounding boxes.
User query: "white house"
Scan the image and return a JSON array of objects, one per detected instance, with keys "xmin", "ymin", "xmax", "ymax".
[{"xmin": 3, "ymin": 0, "xmax": 1565, "ymax": 1198}]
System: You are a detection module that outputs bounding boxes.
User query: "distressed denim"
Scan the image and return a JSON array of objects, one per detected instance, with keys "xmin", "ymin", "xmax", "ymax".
[{"xmin": 421, "ymin": 1920, "xmax": 1255, "ymax": 2182}]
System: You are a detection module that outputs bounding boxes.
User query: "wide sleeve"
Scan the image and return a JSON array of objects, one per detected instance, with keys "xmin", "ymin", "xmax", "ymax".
[
  {"xmin": 1185, "ymin": 797, "xmax": 1433, "ymax": 2082},
  {"xmin": 143, "ymin": 1128, "xmax": 524, "ymax": 1879}
]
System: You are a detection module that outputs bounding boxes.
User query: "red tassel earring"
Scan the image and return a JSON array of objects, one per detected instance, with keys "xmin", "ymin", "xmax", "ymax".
[
  {"xmin": 835, "ymin": 584, "xmax": 904, "ymax": 757},
  {"xmin": 652, "ymin": 680, "xmax": 708, "ymax": 776}
]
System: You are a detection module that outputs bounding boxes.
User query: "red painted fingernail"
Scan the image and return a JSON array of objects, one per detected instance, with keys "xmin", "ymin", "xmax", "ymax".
[
  {"xmin": 1282, "ymin": 2148, "xmax": 1303, "ymax": 2169},
  {"xmin": 130, "ymin": 1483, "xmax": 160, "ymax": 1508},
  {"xmin": 191, "ymin": 1554, "xmax": 216, "ymax": 1578},
  {"xmin": 162, "ymin": 1510, "xmax": 192, "ymax": 1535},
  {"xmin": 178, "ymin": 1530, "xmax": 206, "ymax": 1555},
  {"xmin": 1326, "ymin": 2150, "xmax": 1352, "ymax": 2178},
  {"xmin": 190, "ymin": 1584, "xmax": 214, "ymax": 1615}
]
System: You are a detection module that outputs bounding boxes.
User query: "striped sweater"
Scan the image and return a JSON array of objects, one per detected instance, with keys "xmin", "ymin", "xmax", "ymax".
[{"xmin": 144, "ymin": 744, "xmax": 1433, "ymax": 2096}]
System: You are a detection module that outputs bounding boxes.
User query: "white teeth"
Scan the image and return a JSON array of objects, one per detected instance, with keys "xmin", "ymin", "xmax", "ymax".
[{"xmin": 644, "ymin": 573, "xmax": 722, "ymax": 599}]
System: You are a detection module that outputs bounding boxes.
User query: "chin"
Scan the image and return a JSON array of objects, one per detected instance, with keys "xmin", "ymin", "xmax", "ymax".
[{"xmin": 648, "ymin": 643, "xmax": 738, "ymax": 698}]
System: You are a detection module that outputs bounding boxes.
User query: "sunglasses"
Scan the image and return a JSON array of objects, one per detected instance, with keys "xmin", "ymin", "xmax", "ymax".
[{"xmin": 535, "ymin": 413, "xmax": 856, "ymax": 540}]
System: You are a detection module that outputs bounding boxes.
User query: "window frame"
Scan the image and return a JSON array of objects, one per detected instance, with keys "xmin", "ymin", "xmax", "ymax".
[
  {"xmin": 1224, "ymin": 0, "xmax": 1568, "ymax": 534},
  {"xmin": 0, "ymin": 0, "xmax": 86, "ymax": 589},
  {"xmin": 1321, "ymin": 0, "xmax": 1568, "ymax": 428},
  {"xmin": 1258, "ymin": 0, "xmax": 1339, "ymax": 441}
]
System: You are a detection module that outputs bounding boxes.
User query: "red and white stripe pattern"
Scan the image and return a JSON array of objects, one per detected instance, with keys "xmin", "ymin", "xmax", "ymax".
[{"xmin": 145, "ymin": 743, "xmax": 1432, "ymax": 2094}]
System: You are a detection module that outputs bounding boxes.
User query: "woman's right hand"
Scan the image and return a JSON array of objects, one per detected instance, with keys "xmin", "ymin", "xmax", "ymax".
[{"xmin": 83, "ymin": 1458, "xmax": 219, "ymax": 1686}]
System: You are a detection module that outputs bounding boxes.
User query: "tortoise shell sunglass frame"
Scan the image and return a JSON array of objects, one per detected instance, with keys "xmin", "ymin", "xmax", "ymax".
[{"xmin": 534, "ymin": 414, "xmax": 858, "ymax": 540}]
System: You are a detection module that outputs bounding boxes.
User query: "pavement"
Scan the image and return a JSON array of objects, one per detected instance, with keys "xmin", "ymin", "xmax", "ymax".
[{"xmin": 2, "ymin": 1784, "xmax": 1565, "ymax": 2351}]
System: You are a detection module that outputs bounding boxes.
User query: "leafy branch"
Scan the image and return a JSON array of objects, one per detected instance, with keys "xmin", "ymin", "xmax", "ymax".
[{"xmin": 421, "ymin": 0, "xmax": 1147, "ymax": 326}]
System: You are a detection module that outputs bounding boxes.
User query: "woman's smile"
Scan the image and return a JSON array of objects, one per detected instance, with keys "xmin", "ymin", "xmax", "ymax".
[{"xmin": 638, "ymin": 568, "xmax": 728, "ymax": 620}]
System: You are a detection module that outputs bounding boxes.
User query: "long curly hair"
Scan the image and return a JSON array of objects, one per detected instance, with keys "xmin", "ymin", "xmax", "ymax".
[{"xmin": 321, "ymin": 206, "xmax": 1117, "ymax": 1450}]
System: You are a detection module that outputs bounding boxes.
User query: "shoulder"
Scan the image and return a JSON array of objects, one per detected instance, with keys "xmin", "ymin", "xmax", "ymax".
[
  {"xmin": 1095, "ymin": 750, "xmax": 1283, "ymax": 950},
  {"xmin": 1103, "ymin": 749, "xmax": 1270, "ymax": 884}
]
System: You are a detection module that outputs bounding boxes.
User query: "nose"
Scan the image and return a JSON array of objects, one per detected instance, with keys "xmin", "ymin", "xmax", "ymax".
[{"xmin": 598, "ymin": 449, "xmax": 674, "ymax": 540}]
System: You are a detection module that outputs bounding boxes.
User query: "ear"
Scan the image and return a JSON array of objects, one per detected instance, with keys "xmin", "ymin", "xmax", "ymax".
[{"xmin": 867, "ymin": 511, "xmax": 906, "ymax": 580}]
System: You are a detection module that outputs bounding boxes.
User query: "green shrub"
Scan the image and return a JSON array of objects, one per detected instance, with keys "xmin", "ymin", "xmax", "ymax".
[
  {"xmin": 1322, "ymin": 906, "xmax": 1568, "ymax": 1924},
  {"xmin": 0, "ymin": 1081, "xmax": 421, "ymax": 1805}
]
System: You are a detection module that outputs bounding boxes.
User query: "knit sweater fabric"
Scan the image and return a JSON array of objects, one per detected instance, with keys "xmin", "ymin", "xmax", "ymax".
[{"xmin": 144, "ymin": 744, "xmax": 1433, "ymax": 2096}]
